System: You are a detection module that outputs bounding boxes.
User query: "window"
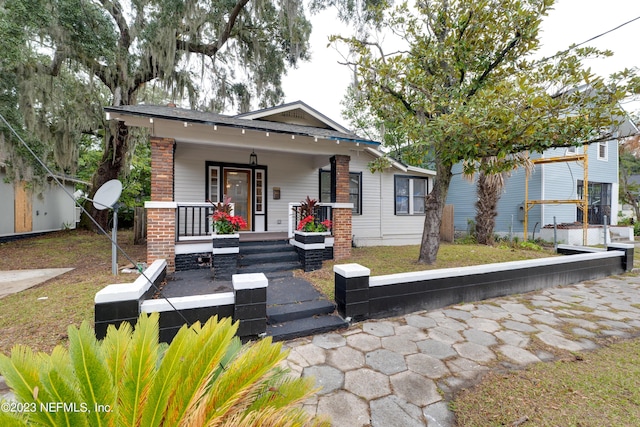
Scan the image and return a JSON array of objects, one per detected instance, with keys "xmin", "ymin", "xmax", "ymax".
[
  {"xmin": 208, "ymin": 166, "xmax": 220, "ymax": 202},
  {"xmin": 597, "ymin": 141, "xmax": 608, "ymax": 160},
  {"xmin": 395, "ymin": 176, "xmax": 429, "ymax": 215},
  {"xmin": 319, "ymin": 170, "xmax": 362, "ymax": 215},
  {"xmin": 577, "ymin": 180, "xmax": 612, "ymax": 224},
  {"xmin": 255, "ymin": 169, "xmax": 265, "ymax": 214}
]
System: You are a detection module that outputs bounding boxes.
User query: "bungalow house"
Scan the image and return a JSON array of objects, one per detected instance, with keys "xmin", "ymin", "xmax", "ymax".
[
  {"xmin": 0, "ymin": 162, "xmax": 79, "ymax": 242},
  {"xmin": 105, "ymin": 101, "xmax": 435, "ymax": 272},
  {"xmin": 446, "ymin": 117, "xmax": 639, "ymax": 244}
]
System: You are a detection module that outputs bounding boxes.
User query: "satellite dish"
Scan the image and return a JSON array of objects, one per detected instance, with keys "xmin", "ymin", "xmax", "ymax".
[{"xmin": 93, "ymin": 179, "xmax": 122, "ymax": 210}]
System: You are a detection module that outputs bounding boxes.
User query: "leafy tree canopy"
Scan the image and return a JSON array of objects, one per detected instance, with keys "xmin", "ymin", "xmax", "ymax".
[
  {"xmin": 0, "ymin": 0, "xmax": 313, "ymax": 226},
  {"xmin": 335, "ymin": 0, "xmax": 639, "ymax": 263}
]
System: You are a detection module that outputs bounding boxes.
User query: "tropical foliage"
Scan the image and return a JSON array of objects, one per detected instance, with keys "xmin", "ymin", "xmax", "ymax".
[
  {"xmin": 210, "ymin": 197, "xmax": 247, "ymax": 234},
  {"xmin": 335, "ymin": 0, "xmax": 638, "ymax": 263},
  {"xmin": 295, "ymin": 197, "xmax": 332, "ymax": 232},
  {"xmin": 0, "ymin": 313, "xmax": 328, "ymax": 426}
]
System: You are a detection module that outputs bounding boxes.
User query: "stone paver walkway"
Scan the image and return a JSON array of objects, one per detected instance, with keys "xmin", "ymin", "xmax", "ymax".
[{"xmin": 282, "ymin": 275, "xmax": 640, "ymax": 426}]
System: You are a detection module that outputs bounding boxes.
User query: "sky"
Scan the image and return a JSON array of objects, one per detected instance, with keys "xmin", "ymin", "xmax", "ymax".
[{"xmin": 282, "ymin": 0, "xmax": 640, "ymax": 127}]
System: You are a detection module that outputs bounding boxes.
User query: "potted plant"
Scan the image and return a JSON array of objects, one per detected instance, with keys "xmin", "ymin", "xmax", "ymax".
[
  {"xmin": 209, "ymin": 197, "xmax": 247, "ymax": 235},
  {"xmin": 293, "ymin": 197, "xmax": 332, "ymax": 271},
  {"xmin": 294, "ymin": 196, "xmax": 332, "ymax": 238},
  {"xmin": 209, "ymin": 197, "xmax": 247, "ymax": 279}
]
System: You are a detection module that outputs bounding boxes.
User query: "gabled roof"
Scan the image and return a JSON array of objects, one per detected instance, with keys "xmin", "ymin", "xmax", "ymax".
[
  {"xmin": 105, "ymin": 104, "xmax": 380, "ymax": 147},
  {"xmin": 235, "ymin": 101, "xmax": 350, "ymax": 133}
]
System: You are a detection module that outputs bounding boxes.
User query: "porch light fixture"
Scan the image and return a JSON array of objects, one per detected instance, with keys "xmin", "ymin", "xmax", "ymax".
[
  {"xmin": 242, "ymin": 128, "xmax": 246, "ymax": 134},
  {"xmin": 214, "ymin": 125, "xmax": 217, "ymax": 131},
  {"xmin": 105, "ymin": 112, "xmax": 111, "ymax": 120},
  {"xmin": 249, "ymin": 150, "xmax": 258, "ymax": 165},
  {"xmin": 149, "ymin": 118, "xmax": 154, "ymax": 124},
  {"xmin": 183, "ymin": 122, "xmax": 188, "ymax": 127},
  {"xmin": 266, "ymin": 132, "xmax": 269, "ymax": 137},
  {"xmin": 314, "ymin": 136, "xmax": 318, "ymax": 142},
  {"xmin": 291, "ymin": 135, "xmax": 295, "ymax": 140}
]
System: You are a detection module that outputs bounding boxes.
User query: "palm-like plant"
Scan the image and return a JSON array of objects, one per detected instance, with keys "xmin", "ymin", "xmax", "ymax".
[{"xmin": 0, "ymin": 313, "xmax": 329, "ymax": 426}]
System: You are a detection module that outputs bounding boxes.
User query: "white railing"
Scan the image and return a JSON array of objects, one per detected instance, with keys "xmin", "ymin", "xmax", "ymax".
[{"xmin": 288, "ymin": 202, "xmax": 333, "ymax": 238}]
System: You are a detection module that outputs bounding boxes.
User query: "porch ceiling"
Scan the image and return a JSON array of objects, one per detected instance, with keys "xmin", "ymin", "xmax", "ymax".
[{"xmin": 105, "ymin": 105, "xmax": 380, "ymax": 156}]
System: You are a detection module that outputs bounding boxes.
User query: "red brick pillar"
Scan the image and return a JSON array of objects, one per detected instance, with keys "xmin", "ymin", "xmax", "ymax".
[
  {"xmin": 331, "ymin": 155, "xmax": 352, "ymax": 259},
  {"xmin": 147, "ymin": 137, "xmax": 176, "ymax": 272}
]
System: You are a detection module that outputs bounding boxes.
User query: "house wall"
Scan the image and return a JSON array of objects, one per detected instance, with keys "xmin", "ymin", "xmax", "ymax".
[
  {"xmin": 0, "ymin": 171, "xmax": 77, "ymax": 239},
  {"xmin": 174, "ymin": 144, "xmax": 432, "ymax": 246},
  {"xmin": 0, "ymin": 175, "xmax": 15, "ymax": 236},
  {"xmin": 447, "ymin": 141, "xmax": 619, "ymax": 237},
  {"xmin": 349, "ymin": 154, "xmax": 430, "ymax": 246}
]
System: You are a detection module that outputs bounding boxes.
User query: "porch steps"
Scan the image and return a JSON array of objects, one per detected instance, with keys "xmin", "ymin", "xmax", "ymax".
[
  {"xmin": 266, "ymin": 275, "xmax": 348, "ymax": 341},
  {"xmin": 238, "ymin": 239, "xmax": 302, "ymax": 274}
]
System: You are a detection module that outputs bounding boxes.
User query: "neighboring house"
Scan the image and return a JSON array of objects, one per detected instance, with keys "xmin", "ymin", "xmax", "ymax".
[
  {"xmin": 0, "ymin": 164, "xmax": 79, "ymax": 242},
  {"xmin": 446, "ymin": 117, "xmax": 639, "ymax": 241},
  {"xmin": 105, "ymin": 101, "xmax": 435, "ymax": 272}
]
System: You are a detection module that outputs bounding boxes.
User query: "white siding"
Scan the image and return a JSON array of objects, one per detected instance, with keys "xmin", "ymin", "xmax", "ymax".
[
  {"xmin": 0, "ymin": 174, "xmax": 15, "ymax": 235},
  {"xmin": 174, "ymin": 143, "xmax": 431, "ymax": 244}
]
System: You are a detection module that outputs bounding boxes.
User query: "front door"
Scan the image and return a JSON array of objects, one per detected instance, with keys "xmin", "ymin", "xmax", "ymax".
[{"xmin": 224, "ymin": 169, "xmax": 251, "ymax": 231}]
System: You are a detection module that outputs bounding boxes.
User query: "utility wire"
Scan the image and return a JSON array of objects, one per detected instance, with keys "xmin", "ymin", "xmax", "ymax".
[
  {"xmin": 537, "ymin": 15, "xmax": 640, "ymax": 64},
  {"xmin": 0, "ymin": 113, "xmax": 192, "ymax": 327}
]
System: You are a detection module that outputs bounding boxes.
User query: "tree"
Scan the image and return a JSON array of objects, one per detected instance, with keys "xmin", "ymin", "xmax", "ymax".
[
  {"xmin": 336, "ymin": 0, "xmax": 635, "ymax": 263},
  {"xmin": 1, "ymin": 0, "xmax": 312, "ymax": 228},
  {"xmin": 619, "ymin": 135, "xmax": 640, "ymax": 220},
  {"xmin": 0, "ymin": 313, "xmax": 329, "ymax": 426}
]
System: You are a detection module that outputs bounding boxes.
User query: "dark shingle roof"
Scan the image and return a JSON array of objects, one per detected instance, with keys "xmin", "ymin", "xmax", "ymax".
[{"xmin": 105, "ymin": 104, "xmax": 380, "ymax": 146}]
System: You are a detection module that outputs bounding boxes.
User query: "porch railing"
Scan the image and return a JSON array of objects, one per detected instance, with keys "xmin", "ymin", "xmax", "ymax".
[
  {"xmin": 176, "ymin": 202, "xmax": 235, "ymax": 241},
  {"xmin": 288, "ymin": 203, "xmax": 333, "ymax": 238},
  {"xmin": 176, "ymin": 203, "xmax": 212, "ymax": 241}
]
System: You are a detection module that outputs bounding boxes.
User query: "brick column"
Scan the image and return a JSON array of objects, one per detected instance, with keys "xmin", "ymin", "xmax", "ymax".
[
  {"xmin": 147, "ymin": 137, "xmax": 176, "ymax": 272},
  {"xmin": 331, "ymin": 155, "xmax": 352, "ymax": 259}
]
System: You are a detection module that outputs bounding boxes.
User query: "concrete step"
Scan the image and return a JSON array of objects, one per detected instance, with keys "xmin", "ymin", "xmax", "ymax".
[
  {"xmin": 267, "ymin": 299, "xmax": 336, "ymax": 324},
  {"xmin": 238, "ymin": 261, "xmax": 302, "ymax": 274},
  {"xmin": 267, "ymin": 314, "xmax": 348, "ymax": 342},
  {"xmin": 240, "ymin": 240, "xmax": 292, "ymax": 255},
  {"xmin": 239, "ymin": 251, "xmax": 299, "ymax": 266}
]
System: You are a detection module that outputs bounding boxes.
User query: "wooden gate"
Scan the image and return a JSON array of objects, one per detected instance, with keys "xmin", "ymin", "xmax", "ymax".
[
  {"xmin": 14, "ymin": 181, "xmax": 32, "ymax": 233},
  {"xmin": 439, "ymin": 204, "xmax": 454, "ymax": 242}
]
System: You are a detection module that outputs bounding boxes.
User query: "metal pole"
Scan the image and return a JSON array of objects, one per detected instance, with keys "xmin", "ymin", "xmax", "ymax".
[
  {"xmin": 603, "ymin": 215, "xmax": 608, "ymax": 248},
  {"xmin": 112, "ymin": 206, "xmax": 118, "ymax": 276},
  {"xmin": 553, "ymin": 216, "xmax": 557, "ymax": 250}
]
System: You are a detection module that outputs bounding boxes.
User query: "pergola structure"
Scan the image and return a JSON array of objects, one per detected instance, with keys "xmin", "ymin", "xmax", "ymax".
[{"xmin": 524, "ymin": 148, "xmax": 589, "ymax": 244}]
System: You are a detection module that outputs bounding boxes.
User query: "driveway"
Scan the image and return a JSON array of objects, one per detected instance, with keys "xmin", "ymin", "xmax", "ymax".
[{"xmin": 0, "ymin": 268, "xmax": 74, "ymax": 299}]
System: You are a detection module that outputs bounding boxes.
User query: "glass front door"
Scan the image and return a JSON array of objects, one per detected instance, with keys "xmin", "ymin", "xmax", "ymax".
[{"xmin": 224, "ymin": 169, "xmax": 251, "ymax": 231}]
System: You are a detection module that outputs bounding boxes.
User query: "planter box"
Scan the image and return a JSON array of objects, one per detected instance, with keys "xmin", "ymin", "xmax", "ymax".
[
  {"xmin": 292, "ymin": 231, "xmax": 329, "ymax": 272},
  {"xmin": 212, "ymin": 233, "xmax": 239, "ymax": 280},
  {"xmin": 294, "ymin": 231, "xmax": 329, "ymax": 245}
]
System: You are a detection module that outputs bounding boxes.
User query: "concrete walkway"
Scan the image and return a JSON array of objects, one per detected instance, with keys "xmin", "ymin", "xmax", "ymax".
[
  {"xmin": 282, "ymin": 275, "xmax": 640, "ymax": 426},
  {"xmin": 0, "ymin": 268, "xmax": 74, "ymax": 299}
]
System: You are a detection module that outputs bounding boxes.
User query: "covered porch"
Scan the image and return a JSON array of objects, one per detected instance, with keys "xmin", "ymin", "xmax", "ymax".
[{"xmin": 104, "ymin": 102, "xmax": 377, "ymax": 272}]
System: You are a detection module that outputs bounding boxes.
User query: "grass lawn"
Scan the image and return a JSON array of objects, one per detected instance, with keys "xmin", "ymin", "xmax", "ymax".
[
  {"xmin": 452, "ymin": 338, "xmax": 640, "ymax": 426},
  {"xmin": 0, "ymin": 229, "xmax": 145, "ymax": 355}
]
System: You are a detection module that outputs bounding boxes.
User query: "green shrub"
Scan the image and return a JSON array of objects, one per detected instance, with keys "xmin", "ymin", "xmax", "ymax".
[{"xmin": 0, "ymin": 313, "xmax": 328, "ymax": 427}]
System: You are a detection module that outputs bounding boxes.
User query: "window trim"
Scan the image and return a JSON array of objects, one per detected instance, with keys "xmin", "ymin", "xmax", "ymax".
[
  {"xmin": 597, "ymin": 141, "xmax": 608, "ymax": 161},
  {"xmin": 319, "ymin": 169, "xmax": 362, "ymax": 215},
  {"xmin": 394, "ymin": 175, "xmax": 429, "ymax": 216}
]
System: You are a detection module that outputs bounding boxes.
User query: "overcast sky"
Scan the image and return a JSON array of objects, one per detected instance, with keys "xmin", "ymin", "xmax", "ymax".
[{"xmin": 282, "ymin": 0, "xmax": 640, "ymax": 126}]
